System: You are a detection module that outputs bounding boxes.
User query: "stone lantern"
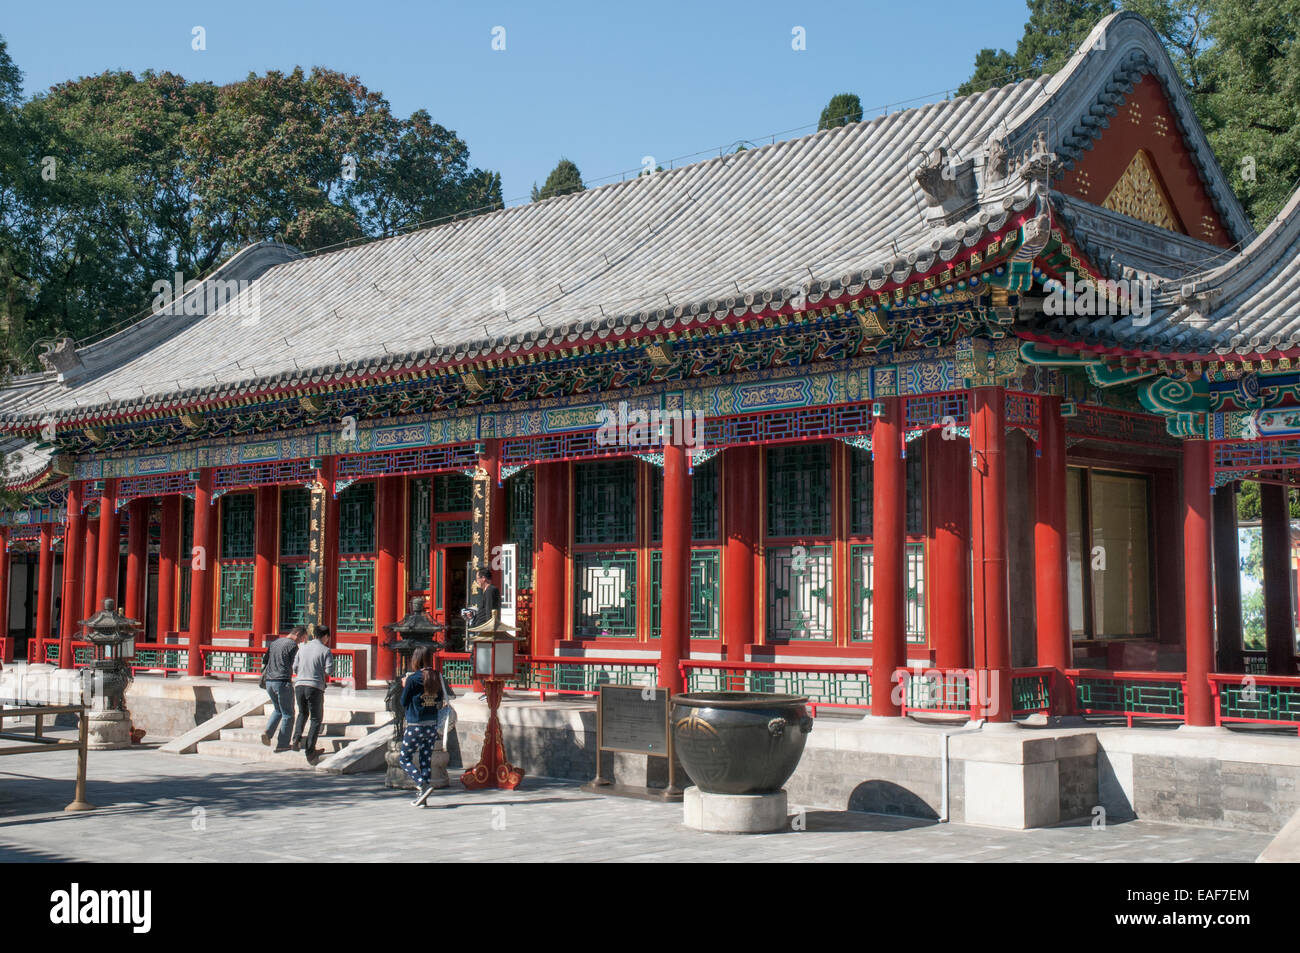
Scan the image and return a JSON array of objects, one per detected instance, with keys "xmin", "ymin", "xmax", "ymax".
[
  {"xmin": 382, "ymin": 596, "xmax": 450, "ymax": 790},
  {"xmin": 79, "ymin": 598, "xmax": 141, "ymax": 750}
]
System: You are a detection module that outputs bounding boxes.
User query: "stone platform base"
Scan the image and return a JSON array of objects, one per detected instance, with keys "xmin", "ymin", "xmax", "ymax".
[
  {"xmin": 87, "ymin": 709, "xmax": 132, "ymax": 750},
  {"xmin": 684, "ymin": 787, "xmax": 788, "ymax": 834}
]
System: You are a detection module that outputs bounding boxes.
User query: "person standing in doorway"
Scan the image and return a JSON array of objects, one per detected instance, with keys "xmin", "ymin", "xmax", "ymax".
[
  {"xmin": 398, "ymin": 644, "xmax": 445, "ymax": 807},
  {"xmin": 261, "ymin": 626, "xmax": 305, "ymax": 752},
  {"xmin": 470, "ymin": 567, "xmax": 501, "ymax": 629},
  {"xmin": 290, "ymin": 625, "xmax": 333, "ymax": 763}
]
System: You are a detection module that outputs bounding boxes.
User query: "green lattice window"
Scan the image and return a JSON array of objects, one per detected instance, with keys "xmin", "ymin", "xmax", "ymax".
[
  {"xmin": 338, "ymin": 481, "xmax": 375, "ymax": 555},
  {"xmin": 408, "ymin": 478, "xmax": 431, "ymax": 591},
  {"xmin": 650, "ymin": 548, "xmax": 720, "ymax": 639},
  {"xmin": 179, "ymin": 566, "xmax": 192, "ymax": 629},
  {"xmin": 219, "ymin": 565, "xmax": 254, "ymax": 629},
  {"xmin": 434, "ymin": 473, "xmax": 472, "ymax": 513},
  {"xmin": 767, "ymin": 444, "xmax": 831, "ymax": 538},
  {"xmin": 336, "ymin": 559, "xmax": 375, "ymax": 630},
  {"xmin": 766, "ymin": 545, "xmax": 834, "ymax": 640},
  {"xmin": 849, "ymin": 542, "xmax": 927, "ymax": 644},
  {"xmin": 178, "ymin": 496, "xmax": 194, "ymax": 629},
  {"xmin": 279, "ymin": 564, "xmax": 308, "ymax": 629},
  {"xmin": 436, "ymin": 519, "xmax": 473, "ymax": 544},
  {"xmin": 850, "ymin": 444, "xmax": 925, "ymax": 537},
  {"xmin": 220, "ymin": 493, "xmax": 256, "ymax": 559},
  {"xmin": 575, "ymin": 461, "xmax": 637, "ymax": 545},
  {"xmin": 651, "ymin": 456, "xmax": 720, "ymax": 542},
  {"xmin": 574, "ymin": 551, "xmax": 638, "ymax": 637},
  {"xmin": 280, "ymin": 487, "xmax": 310, "ymax": 557},
  {"xmin": 506, "ymin": 469, "xmax": 534, "ymax": 588},
  {"xmin": 181, "ymin": 496, "xmax": 194, "ymax": 557}
]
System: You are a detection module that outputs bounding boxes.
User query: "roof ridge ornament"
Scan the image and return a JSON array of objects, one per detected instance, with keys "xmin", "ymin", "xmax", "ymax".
[
  {"xmin": 38, "ymin": 338, "xmax": 83, "ymax": 381},
  {"xmin": 915, "ymin": 146, "xmax": 977, "ymax": 227}
]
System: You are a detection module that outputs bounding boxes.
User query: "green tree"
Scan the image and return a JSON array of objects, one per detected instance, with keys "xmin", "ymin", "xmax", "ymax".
[
  {"xmin": 818, "ymin": 93, "xmax": 863, "ymax": 131},
  {"xmin": 958, "ymin": 0, "xmax": 1118, "ymax": 95},
  {"xmin": 1198, "ymin": 0, "xmax": 1300, "ymax": 227},
  {"xmin": 1239, "ymin": 528, "xmax": 1266, "ymax": 648},
  {"xmin": 0, "ymin": 51, "xmax": 501, "ymax": 363},
  {"xmin": 531, "ymin": 158, "xmax": 584, "ymax": 201}
]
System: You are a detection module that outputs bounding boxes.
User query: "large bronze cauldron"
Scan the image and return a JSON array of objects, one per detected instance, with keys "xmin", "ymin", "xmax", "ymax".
[{"xmin": 671, "ymin": 692, "xmax": 813, "ymax": 795}]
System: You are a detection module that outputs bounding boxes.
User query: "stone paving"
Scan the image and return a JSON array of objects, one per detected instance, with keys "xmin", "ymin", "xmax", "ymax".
[{"xmin": 0, "ymin": 737, "xmax": 1272, "ymax": 862}]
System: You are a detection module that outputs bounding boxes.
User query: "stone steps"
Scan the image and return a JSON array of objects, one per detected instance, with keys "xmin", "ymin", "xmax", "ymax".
[{"xmin": 188, "ymin": 693, "xmax": 394, "ymax": 769}]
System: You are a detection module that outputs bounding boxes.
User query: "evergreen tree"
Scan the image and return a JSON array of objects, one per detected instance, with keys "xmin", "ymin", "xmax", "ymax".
[
  {"xmin": 818, "ymin": 93, "xmax": 863, "ymax": 131},
  {"xmin": 531, "ymin": 158, "xmax": 584, "ymax": 201}
]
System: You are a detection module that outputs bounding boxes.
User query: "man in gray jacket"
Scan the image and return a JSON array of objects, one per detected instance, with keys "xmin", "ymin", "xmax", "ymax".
[{"xmin": 290, "ymin": 626, "xmax": 333, "ymax": 762}]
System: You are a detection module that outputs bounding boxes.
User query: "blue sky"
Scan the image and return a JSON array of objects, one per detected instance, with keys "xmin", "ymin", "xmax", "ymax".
[{"xmin": 4, "ymin": 0, "xmax": 1032, "ymax": 204}]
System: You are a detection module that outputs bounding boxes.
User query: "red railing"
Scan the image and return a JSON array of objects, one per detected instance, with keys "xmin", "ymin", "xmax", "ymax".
[
  {"xmin": 198, "ymin": 645, "xmax": 368, "ymax": 690},
  {"xmin": 128, "ymin": 643, "xmax": 191, "ymax": 676},
  {"xmin": 678, "ymin": 659, "xmax": 873, "ymax": 715},
  {"xmin": 1209, "ymin": 673, "xmax": 1300, "ymax": 735},
  {"xmin": 437, "ymin": 652, "xmax": 659, "ymax": 700},
  {"xmin": 1067, "ymin": 668, "xmax": 1187, "ymax": 724}
]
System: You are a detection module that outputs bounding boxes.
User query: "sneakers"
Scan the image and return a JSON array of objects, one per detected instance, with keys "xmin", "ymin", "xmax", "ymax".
[{"xmin": 412, "ymin": 786, "xmax": 434, "ymax": 807}]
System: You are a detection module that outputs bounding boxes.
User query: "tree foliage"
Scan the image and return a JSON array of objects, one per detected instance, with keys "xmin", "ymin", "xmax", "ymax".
[
  {"xmin": 958, "ymin": 0, "xmax": 1118, "ymax": 96},
  {"xmin": 531, "ymin": 158, "xmax": 584, "ymax": 202},
  {"xmin": 0, "ymin": 42, "xmax": 502, "ymax": 365},
  {"xmin": 818, "ymin": 93, "xmax": 863, "ymax": 131}
]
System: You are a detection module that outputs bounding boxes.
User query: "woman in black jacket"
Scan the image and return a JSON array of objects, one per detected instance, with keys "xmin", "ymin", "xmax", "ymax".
[{"xmin": 398, "ymin": 645, "xmax": 444, "ymax": 807}]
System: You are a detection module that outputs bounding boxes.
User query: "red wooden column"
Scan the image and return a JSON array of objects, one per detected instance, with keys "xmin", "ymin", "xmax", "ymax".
[
  {"xmin": 533, "ymin": 461, "xmax": 569, "ymax": 656},
  {"xmin": 59, "ymin": 482, "xmax": 85, "ymax": 664},
  {"xmin": 322, "ymin": 458, "xmax": 339, "ymax": 633},
  {"xmin": 1182, "ymin": 439, "xmax": 1215, "ymax": 726},
  {"xmin": 1212, "ymin": 482, "xmax": 1243, "ymax": 672},
  {"xmin": 0, "ymin": 527, "xmax": 9, "ymax": 661},
  {"xmin": 124, "ymin": 498, "xmax": 149, "ymax": 621},
  {"xmin": 722, "ymin": 445, "xmax": 759, "ymax": 662},
  {"xmin": 1261, "ymin": 483, "xmax": 1295, "ymax": 675},
  {"xmin": 36, "ymin": 523, "xmax": 55, "ymax": 642},
  {"xmin": 252, "ymin": 485, "xmax": 278, "ymax": 644},
  {"xmin": 156, "ymin": 495, "xmax": 180, "ymax": 636},
  {"xmin": 374, "ymin": 475, "xmax": 403, "ymax": 680},
  {"xmin": 94, "ymin": 479, "xmax": 120, "ymax": 610},
  {"xmin": 1034, "ymin": 396, "xmax": 1073, "ymax": 712},
  {"xmin": 970, "ymin": 386, "xmax": 1012, "ymax": 723},
  {"xmin": 186, "ymin": 469, "xmax": 217, "ymax": 676},
  {"xmin": 927, "ymin": 430, "xmax": 970, "ymax": 669},
  {"xmin": 871, "ymin": 397, "xmax": 906, "ymax": 717},
  {"xmin": 81, "ymin": 513, "xmax": 99, "ymax": 623},
  {"xmin": 660, "ymin": 443, "xmax": 691, "ymax": 694}
]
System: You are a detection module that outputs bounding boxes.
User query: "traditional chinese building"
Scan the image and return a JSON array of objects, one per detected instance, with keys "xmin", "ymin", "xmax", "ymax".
[{"xmin": 3, "ymin": 13, "xmax": 1298, "ymax": 728}]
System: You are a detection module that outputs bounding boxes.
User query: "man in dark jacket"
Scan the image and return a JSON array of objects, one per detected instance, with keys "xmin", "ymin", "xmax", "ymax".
[
  {"xmin": 470, "ymin": 567, "xmax": 502, "ymax": 629},
  {"xmin": 262, "ymin": 627, "xmax": 306, "ymax": 751}
]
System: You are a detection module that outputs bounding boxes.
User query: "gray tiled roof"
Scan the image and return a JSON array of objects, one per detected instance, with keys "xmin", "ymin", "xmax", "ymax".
[
  {"xmin": 1032, "ymin": 183, "xmax": 1300, "ymax": 354},
  {"xmin": 10, "ymin": 78, "xmax": 1052, "ymax": 424},
  {"xmin": 4, "ymin": 12, "xmax": 1258, "ymax": 426}
]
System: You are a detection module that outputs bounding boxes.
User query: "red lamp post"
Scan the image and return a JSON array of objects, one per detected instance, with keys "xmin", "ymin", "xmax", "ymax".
[{"xmin": 460, "ymin": 629, "xmax": 526, "ymax": 791}]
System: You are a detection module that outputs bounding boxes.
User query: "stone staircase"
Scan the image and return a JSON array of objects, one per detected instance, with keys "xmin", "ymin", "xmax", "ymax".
[{"xmin": 191, "ymin": 691, "xmax": 393, "ymax": 770}]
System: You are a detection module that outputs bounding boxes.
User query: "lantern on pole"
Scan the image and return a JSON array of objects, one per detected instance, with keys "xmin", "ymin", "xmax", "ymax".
[{"xmin": 461, "ymin": 615, "xmax": 525, "ymax": 791}]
